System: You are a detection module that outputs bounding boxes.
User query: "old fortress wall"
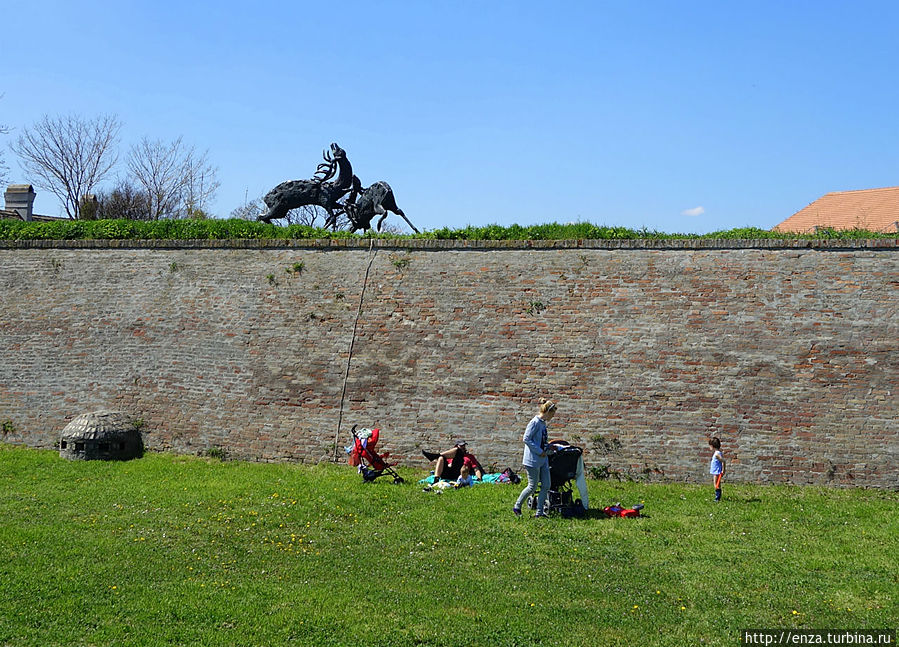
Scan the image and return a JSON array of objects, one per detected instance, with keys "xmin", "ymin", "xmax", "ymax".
[{"xmin": 1, "ymin": 238, "xmax": 896, "ymax": 486}]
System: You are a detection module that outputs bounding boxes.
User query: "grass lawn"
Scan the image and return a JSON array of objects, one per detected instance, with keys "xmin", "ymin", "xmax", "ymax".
[{"xmin": 1, "ymin": 445, "xmax": 896, "ymax": 646}]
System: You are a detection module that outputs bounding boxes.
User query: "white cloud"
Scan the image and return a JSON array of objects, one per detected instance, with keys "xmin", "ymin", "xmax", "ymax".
[{"xmin": 681, "ymin": 206, "xmax": 705, "ymax": 217}]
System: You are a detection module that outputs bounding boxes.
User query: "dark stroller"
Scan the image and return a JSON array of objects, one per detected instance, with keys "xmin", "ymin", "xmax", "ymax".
[
  {"xmin": 346, "ymin": 425, "xmax": 404, "ymax": 484},
  {"xmin": 527, "ymin": 445, "xmax": 585, "ymax": 516}
]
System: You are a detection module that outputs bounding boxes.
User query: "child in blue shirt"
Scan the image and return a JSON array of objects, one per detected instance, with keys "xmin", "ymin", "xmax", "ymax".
[
  {"xmin": 709, "ymin": 437, "xmax": 725, "ymax": 502},
  {"xmin": 455, "ymin": 465, "xmax": 474, "ymax": 488}
]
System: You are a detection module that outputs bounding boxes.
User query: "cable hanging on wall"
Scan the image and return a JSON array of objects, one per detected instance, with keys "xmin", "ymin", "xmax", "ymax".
[{"xmin": 333, "ymin": 237, "xmax": 377, "ymax": 461}]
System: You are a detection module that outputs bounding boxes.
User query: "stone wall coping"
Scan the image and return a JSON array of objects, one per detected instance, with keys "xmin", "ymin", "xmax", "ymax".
[{"xmin": 1, "ymin": 237, "xmax": 897, "ymax": 251}]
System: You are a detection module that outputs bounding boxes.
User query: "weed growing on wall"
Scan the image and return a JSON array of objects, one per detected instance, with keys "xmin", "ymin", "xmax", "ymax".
[
  {"xmin": 204, "ymin": 445, "xmax": 229, "ymax": 461},
  {"xmin": 589, "ymin": 464, "xmax": 623, "ymax": 480},
  {"xmin": 390, "ymin": 256, "xmax": 411, "ymax": 270}
]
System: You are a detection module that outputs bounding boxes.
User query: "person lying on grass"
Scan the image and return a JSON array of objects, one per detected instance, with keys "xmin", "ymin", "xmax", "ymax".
[{"xmin": 422, "ymin": 441, "xmax": 484, "ymax": 481}]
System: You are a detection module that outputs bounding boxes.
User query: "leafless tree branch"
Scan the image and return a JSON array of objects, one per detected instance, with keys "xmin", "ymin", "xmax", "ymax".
[
  {"xmin": 127, "ymin": 137, "xmax": 187, "ymax": 220},
  {"xmin": 128, "ymin": 137, "xmax": 220, "ymax": 219},
  {"xmin": 0, "ymin": 95, "xmax": 9, "ymax": 186},
  {"xmin": 182, "ymin": 149, "xmax": 220, "ymax": 218},
  {"xmin": 10, "ymin": 114, "xmax": 121, "ymax": 218}
]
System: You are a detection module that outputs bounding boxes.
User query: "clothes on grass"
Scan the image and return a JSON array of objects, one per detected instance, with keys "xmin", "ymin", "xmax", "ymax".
[{"xmin": 418, "ymin": 472, "xmax": 511, "ymax": 486}]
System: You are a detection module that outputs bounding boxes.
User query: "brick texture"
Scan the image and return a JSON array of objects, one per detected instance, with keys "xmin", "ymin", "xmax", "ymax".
[{"xmin": 0, "ymin": 239, "xmax": 896, "ymax": 486}]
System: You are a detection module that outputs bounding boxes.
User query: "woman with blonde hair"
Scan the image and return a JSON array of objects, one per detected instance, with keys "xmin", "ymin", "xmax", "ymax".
[{"xmin": 513, "ymin": 399, "xmax": 557, "ymax": 518}]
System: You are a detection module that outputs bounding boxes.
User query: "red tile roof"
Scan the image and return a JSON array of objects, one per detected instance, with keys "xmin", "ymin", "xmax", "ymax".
[{"xmin": 774, "ymin": 186, "xmax": 899, "ymax": 233}]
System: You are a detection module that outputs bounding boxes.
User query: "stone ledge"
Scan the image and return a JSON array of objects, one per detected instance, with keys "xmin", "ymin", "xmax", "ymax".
[{"xmin": 0, "ymin": 238, "xmax": 896, "ymax": 251}]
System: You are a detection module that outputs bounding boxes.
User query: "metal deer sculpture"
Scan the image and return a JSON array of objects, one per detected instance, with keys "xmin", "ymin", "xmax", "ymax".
[
  {"xmin": 259, "ymin": 143, "xmax": 419, "ymax": 233},
  {"xmin": 345, "ymin": 178, "xmax": 420, "ymax": 234},
  {"xmin": 257, "ymin": 143, "xmax": 354, "ymax": 224}
]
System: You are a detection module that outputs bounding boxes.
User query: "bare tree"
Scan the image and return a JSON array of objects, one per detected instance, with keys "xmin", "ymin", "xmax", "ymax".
[
  {"xmin": 128, "ymin": 137, "xmax": 220, "ymax": 219},
  {"xmin": 0, "ymin": 125, "xmax": 8, "ymax": 187},
  {"xmin": 182, "ymin": 149, "xmax": 220, "ymax": 218},
  {"xmin": 284, "ymin": 204, "xmax": 329, "ymax": 227},
  {"xmin": 0, "ymin": 127, "xmax": 8, "ymax": 187},
  {"xmin": 230, "ymin": 195, "xmax": 327, "ymax": 227},
  {"xmin": 230, "ymin": 195, "xmax": 264, "ymax": 220},
  {"xmin": 0, "ymin": 94, "xmax": 10, "ymax": 186},
  {"xmin": 11, "ymin": 114, "xmax": 121, "ymax": 218},
  {"xmin": 127, "ymin": 137, "xmax": 186, "ymax": 220}
]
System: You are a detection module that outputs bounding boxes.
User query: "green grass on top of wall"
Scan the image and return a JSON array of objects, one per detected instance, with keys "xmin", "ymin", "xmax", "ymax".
[{"xmin": 0, "ymin": 218, "xmax": 894, "ymax": 241}]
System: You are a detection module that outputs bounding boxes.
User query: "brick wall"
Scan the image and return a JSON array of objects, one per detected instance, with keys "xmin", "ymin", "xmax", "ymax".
[{"xmin": 1, "ymin": 239, "xmax": 896, "ymax": 486}]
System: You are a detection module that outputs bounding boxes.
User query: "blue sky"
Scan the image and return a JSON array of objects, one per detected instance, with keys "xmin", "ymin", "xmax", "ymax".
[{"xmin": 4, "ymin": 1, "xmax": 898, "ymax": 233}]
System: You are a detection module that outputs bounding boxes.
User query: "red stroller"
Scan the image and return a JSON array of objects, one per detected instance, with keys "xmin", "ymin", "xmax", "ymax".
[{"xmin": 346, "ymin": 425, "xmax": 404, "ymax": 484}]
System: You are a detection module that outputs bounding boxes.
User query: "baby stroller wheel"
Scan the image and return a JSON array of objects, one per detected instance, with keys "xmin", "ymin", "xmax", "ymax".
[{"xmin": 527, "ymin": 495, "xmax": 537, "ymax": 510}]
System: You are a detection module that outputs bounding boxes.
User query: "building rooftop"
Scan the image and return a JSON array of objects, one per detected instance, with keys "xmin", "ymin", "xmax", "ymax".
[{"xmin": 774, "ymin": 186, "xmax": 899, "ymax": 233}]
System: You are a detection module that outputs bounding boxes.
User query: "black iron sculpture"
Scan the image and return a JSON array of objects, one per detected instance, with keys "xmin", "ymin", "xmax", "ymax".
[
  {"xmin": 345, "ymin": 178, "xmax": 420, "ymax": 234},
  {"xmin": 258, "ymin": 143, "xmax": 418, "ymax": 233},
  {"xmin": 258, "ymin": 143, "xmax": 355, "ymax": 224}
]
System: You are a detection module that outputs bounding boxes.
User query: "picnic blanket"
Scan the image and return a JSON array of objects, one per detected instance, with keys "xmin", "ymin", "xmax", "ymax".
[{"xmin": 419, "ymin": 472, "xmax": 512, "ymax": 486}]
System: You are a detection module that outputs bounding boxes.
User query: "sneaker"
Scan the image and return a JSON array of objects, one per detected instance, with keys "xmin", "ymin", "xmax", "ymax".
[
  {"xmin": 535, "ymin": 512, "xmax": 549, "ymax": 519},
  {"xmin": 512, "ymin": 507, "xmax": 521, "ymax": 517}
]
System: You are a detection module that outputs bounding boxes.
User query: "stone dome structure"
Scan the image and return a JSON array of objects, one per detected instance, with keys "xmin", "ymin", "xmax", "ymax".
[{"xmin": 59, "ymin": 410, "xmax": 143, "ymax": 461}]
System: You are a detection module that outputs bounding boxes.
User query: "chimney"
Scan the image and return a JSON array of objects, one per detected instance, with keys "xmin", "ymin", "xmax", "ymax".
[{"xmin": 4, "ymin": 184, "xmax": 36, "ymax": 221}]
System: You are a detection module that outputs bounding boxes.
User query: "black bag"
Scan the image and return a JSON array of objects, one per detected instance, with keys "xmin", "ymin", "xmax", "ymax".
[{"xmin": 502, "ymin": 467, "xmax": 521, "ymax": 484}]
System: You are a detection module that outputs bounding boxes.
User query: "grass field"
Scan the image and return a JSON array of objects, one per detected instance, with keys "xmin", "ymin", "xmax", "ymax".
[{"xmin": 1, "ymin": 445, "xmax": 896, "ymax": 646}]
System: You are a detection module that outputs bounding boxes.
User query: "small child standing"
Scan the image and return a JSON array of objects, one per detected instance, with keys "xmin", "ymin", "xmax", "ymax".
[
  {"xmin": 455, "ymin": 465, "xmax": 474, "ymax": 488},
  {"xmin": 709, "ymin": 437, "xmax": 726, "ymax": 502}
]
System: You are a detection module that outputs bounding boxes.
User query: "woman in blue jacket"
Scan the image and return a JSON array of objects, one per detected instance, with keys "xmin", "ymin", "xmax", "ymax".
[{"xmin": 513, "ymin": 399, "xmax": 557, "ymax": 518}]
